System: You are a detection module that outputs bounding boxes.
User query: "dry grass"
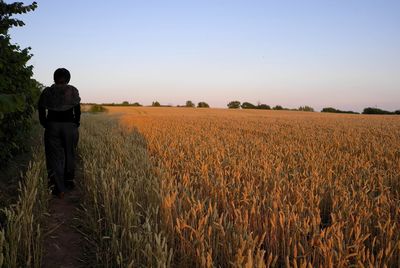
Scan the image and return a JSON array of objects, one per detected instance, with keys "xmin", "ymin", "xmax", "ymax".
[
  {"xmin": 0, "ymin": 148, "xmax": 48, "ymax": 268},
  {"xmin": 81, "ymin": 107, "xmax": 400, "ymax": 267}
]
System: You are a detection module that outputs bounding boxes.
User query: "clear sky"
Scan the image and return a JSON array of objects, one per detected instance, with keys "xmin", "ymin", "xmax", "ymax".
[{"xmin": 9, "ymin": 0, "xmax": 400, "ymax": 111}]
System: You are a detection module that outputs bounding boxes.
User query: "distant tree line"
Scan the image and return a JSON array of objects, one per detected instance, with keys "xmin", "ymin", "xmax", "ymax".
[
  {"xmin": 96, "ymin": 101, "xmax": 142, "ymax": 107},
  {"xmin": 227, "ymin": 101, "xmax": 400, "ymax": 115},
  {"xmin": 227, "ymin": 101, "xmax": 315, "ymax": 112},
  {"xmin": 176, "ymin": 100, "xmax": 210, "ymax": 108},
  {"xmin": 88, "ymin": 104, "xmax": 107, "ymax": 113},
  {"xmin": 298, "ymin": 106, "xmax": 315, "ymax": 112},
  {"xmin": 321, "ymin": 107, "xmax": 359, "ymax": 114},
  {"xmin": 83, "ymin": 101, "xmax": 399, "ymax": 115},
  {"xmin": 361, "ymin": 107, "xmax": 400, "ymax": 115},
  {"xmin": 151, "ymin": 101, "xmax": 174, "ymax": 107},
  {"xmin": 83, "ymin": 100, "xmax": 211, "ymax": 108},
  {"xmin": 322, "ymin": 107, "xmax": 400, "ymax": 115}
]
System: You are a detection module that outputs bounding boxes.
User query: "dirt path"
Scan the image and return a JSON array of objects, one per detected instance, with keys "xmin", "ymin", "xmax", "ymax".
[
  {"xmin": 42, "ymin": 189, "xmax": 84, "ymax": 267},
  {"xmin": 42, "ymin": 159, "xmax": 87, "ymax": 268}
]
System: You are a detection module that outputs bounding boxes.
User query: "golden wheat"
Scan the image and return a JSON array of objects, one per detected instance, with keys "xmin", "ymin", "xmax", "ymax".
[{"xmin": 80, "ymin": 107, "xmax": 400, "ymax": 267}]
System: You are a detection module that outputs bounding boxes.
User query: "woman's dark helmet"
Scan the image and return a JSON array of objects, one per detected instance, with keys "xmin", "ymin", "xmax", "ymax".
[{"xmin": 54, "ymin": 68, "xmax": 71, "ymax": 84}]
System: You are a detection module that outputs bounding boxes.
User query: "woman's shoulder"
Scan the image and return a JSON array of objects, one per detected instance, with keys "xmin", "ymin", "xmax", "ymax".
[
  {"xmin": 48, "ymin": 84, "xmax": 79, "ymax": 93},
  {"xmin": 66, "ymin": 84, "xmax": 79, "ymax": 93},
  {"xmin": 39, "ymin": 86, "xmax": 51, "ymax": 98}
]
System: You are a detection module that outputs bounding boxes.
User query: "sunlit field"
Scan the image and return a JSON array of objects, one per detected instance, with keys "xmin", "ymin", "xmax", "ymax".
[{"xmin": 79, "ymin": 106, "xmax": 400, "ymax": 267}]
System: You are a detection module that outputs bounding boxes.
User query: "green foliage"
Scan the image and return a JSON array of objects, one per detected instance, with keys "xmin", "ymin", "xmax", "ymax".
[
  {"xmin": 241, "ymin": 102, "xmax": 271, "ymax": 110},
  {"xmin": 0, "ymin": 1, "xmax": 37, "ymax": 34},
  {"xmin": 298, "ymin": 106, "xmax": 315, "ymax": 112},
  {"xmin": 257, "ymin": 103, "xmax": 271, "ymax": 110},
  {"xmin": 185, "ymin": 100, "xmax": 195, "ymax": 107},
  {"xmin": 272, "ymin": 105, "xmax": 284, "ymax": 110},
  {"xmin": 89, "ymin": 104, "xmax": 107, "ymax": 113},
  {"xmin": 362, "ymin": 107, "xmax": 393, "ymax": 115},
  {"xmin": 241, "ymin": 102, "xmax": 256, "ymax": 109},
  {"xmin": 131, "ymin": 102, "xmax": 142, "ymax": 107},
  {"xmin": 152, "ymin": 101, "xmax": 161, "ymax": 107},
  {"xmin": 197, "ymin": 102, "xmax": 210, "ymax": 108},
  {"xmin": 395, "ymin": 110, "xmax": 400, "ymax": 115},
  {"xmin": 321, "ymin": 107, "xmax": 359, "ymax": 114},
  {"xmin": 0, "ymin": 1, "xmax": 40, "ymax": 165},
  {"xmin": 227, "ymin": 101, "xmax": 241, "ymax": 109},
  {"xmin": 99, "ymin": 102, "xmax": 142, "ymax": 107}
]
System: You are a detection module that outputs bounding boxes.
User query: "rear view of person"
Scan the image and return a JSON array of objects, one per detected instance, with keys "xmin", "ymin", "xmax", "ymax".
[{"xmin": 38, "ymin": 68, "xmax": 81, "ymax": 198}]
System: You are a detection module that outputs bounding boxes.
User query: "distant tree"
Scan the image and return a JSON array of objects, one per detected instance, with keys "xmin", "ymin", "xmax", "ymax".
[
  {"xmin": 321, "ymin": 107, "xmax": 358, "ymax": 114},
  {"xmin": 197, "ymin": 102, "xmax": 210, "ymax": 108},
  {"xmin": 185, "ymin": 100, "xmax": 195, "ymax": 107},
  {"xmin": 131, "ymin": 102, "xmax": 142, "ymax": 107},
  {"xmin": 321, "ymin": 107, "xmax": 337, "ymax": 113},
  {"xmin": 89, "ymin": 104, "xmax": 107, "ymax": 113},
  {"xmin": 273, "ymin": 105, "xmax": 284, "ymax": 110},
  {"xmin": 298, "ymin": 106, "xmax": 315, "ymax": 112},
  {"xmin": 122, "ymin": 101, "xmax": 129, "ymax": 105},
  {"xmin": 152, "ymin": 101, "xmax": 161, "ymax": 107},
  {"xmin": 394, "ymin": 110, "xmax": 400, "ymax": 115},
  {"xmin": 362, "ymin": 107, "xmax": 393, "ymax": 115},
  {"xmin": 227, "ymin": 101, "xmax": 241, "ymax": 109},
  {"xmin": 257, "ymin": 104, "xmax": 271, "ymax": 110},
  {"xmin": 241, "ymin": 102, "xmax": 256, "ymax": 109}
]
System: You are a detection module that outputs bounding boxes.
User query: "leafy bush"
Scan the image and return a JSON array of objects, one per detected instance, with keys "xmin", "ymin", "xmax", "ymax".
[
  {"xmin": 227, "ymin": 101, "xmax": 241, "ymax": 109},
  {"xmin": 197, "ymin": 102, "xmax": 210, "ymax": 108},
  {"xmin": 0, "ymin": 1, "xmax": 40, "ymax": 165},
  {"xmin": 272, "ymin": 105, "xmax": 284, "ymax": 110},
  {"xmin": 241, "ymin": 102, "xmax": 271, "ymax": 110},
  {"xmin": 185, "ymin": 100, "xmax": 195, "ymax": 107},
  {"xmin": 89, "ymin": 104, "xmax": 107, "ymax": 113},
  {"xmin": 152, "ymin": 101, "xmax": 161, "ymax": 107},
  {"xmin": 99, "ymin": 102, "xmax": 142, "ymax": 106},
  {"xmin": 257, "ymin": 104, "xmax": 271, "ymax": 110},
  {"xmin": 321, "ymin": 107, "xmax": 359, "ymax": 114},
  {"xmin": 362, "ymin": 107, "xmax": 393, "ymax": 115},
  {"xmin": 298, "ymin": 106, "xmax": 315, "ymax": 112},
  {"xmin": 241, "ymin": 102, "xmax": 256, "ymax": 109}
]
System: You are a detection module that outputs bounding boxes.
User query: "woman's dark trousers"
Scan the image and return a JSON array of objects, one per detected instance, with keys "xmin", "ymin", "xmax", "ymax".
[{"xmin": 44, "ymin": 122, "xmax": 79, "ymax": 193}]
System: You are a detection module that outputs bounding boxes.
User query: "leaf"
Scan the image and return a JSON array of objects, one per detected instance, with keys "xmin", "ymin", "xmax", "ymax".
[{"xmin": 0, "ymin": 94, "xmax": 26, "ymax": 114}]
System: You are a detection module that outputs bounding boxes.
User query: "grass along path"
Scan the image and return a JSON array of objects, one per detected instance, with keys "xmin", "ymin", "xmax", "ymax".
[
  {"xmin": 78, "ymin": 114, "xmax": 171, "ymax": 267},
  {"xmin": 0, "ymin": 149, "xmax": 47, "ymax": 267},
  {"xmin": 1, "ymin": 122, "xmax": 88, "ymax": 267}
]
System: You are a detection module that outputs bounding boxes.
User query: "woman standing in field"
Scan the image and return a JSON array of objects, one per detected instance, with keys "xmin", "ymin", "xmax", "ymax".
[{"xmin": 38, "ymin": 68, "xmax": 81, "ymax": 198}]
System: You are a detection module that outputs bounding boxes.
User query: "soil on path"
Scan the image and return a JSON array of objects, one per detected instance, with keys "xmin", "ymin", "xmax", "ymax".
[{"xmin": 42, "ymin": 187, "xmax": 85, "ymax": 268}]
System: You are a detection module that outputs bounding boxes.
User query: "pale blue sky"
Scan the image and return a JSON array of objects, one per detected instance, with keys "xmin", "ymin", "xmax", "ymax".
[{"xmin": 9, "ymin": 0, "xmax": 400, "ymax": 111}]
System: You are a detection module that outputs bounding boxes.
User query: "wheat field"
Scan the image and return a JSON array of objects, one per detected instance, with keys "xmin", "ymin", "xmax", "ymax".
[
  {"xmin": 79, "ymin": 107, "xmax": 400, "ymax": 267},
  {"xmin": 0, "ymin": 149, "xmax": 47, "ymax": 268}
]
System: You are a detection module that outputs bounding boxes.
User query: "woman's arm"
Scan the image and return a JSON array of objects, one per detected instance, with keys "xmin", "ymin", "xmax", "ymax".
[
  {"xmin": 38, "ymin": 106, "xmax": 47, "ymax": 128},
  {"xmin": 73, "ymin": 104, "xmax": 81, "ymax": 127},
  {"xmin": 38, "ymin": 92, "xmax": 47, "ymax": 128}
]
